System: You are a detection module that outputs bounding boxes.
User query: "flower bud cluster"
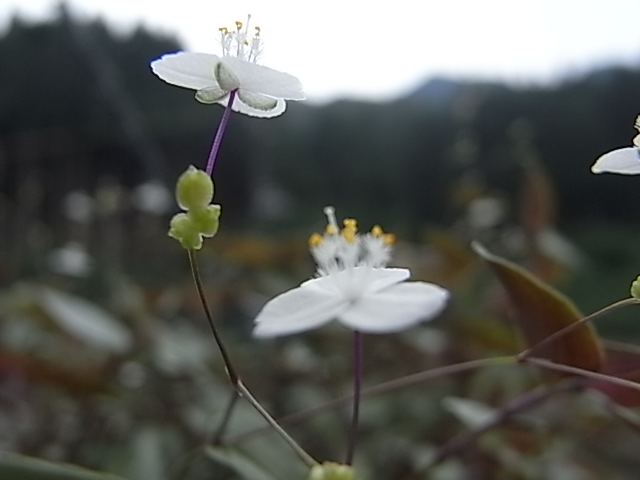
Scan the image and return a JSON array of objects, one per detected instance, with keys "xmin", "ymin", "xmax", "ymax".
[{"xmin": 168, "ymin": 166, "xmax": 221, "ymax": 250}]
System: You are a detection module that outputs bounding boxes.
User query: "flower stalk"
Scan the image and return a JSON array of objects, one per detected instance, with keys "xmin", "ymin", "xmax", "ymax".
[{"xmin": 345, "ymin": 331, "xmax": 363, "ymax": 465}]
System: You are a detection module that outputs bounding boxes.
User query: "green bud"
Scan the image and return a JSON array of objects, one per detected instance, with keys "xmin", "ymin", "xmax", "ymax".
[
  {"xmin": 175, "ymin": 166, "xmax": 214, "ymax": 211},
  {"xmin": 168, "ymin": 213, "xmax": 203, "ymax": 250},
  {"xmin": 631, "ymin": 275, "xmax": 640, "ymax": 300},
  {"xmin": 307, "ymin": 462, "xmax": 355, "ymax": 480},
  {"xmin": 188, "ymin": 204, "xmax": 221, "ymax": 237}
]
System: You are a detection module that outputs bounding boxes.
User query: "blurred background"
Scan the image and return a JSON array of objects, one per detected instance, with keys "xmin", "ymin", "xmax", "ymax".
[{"xmin": 2, "ymin": 1, "xmax": 640, "ymax": 479}]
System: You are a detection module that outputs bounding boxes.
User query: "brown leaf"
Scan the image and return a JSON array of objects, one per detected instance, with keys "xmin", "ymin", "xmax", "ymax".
[{"xmin": 473, "ymin": 242, "xmax": 604, "ymax": 373}]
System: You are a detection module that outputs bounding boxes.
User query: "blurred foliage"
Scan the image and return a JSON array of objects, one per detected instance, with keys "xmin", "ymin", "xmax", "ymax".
[{"xmin": 3, "ymin": 4, "xmax": 640, "ymax": 480}]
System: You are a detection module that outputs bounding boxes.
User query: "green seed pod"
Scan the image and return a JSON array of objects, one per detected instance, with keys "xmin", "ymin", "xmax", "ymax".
[
  {"xmin": 168, "ymin": 213, "xmax": 203, "ymax": 250},
  {"xmin": 175, "ymin": 166, "xmax": 214, "ymax": 211},
  {"xmin": 188, "ymin": 204, "xmax": 221, "ymax": 237}
]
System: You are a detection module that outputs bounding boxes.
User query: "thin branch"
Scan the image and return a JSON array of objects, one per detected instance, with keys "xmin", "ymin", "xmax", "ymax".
[
  {"xmin": 523, "ymin": 357, "xmax": 640, "ymax": 394},
  {"xmin": 428, "ymin": 378, "xmax": 583, "ymax": 466},
  {"xmin": 225, "ymin": 356, "xmax": 516, "ymax": 445},
  {"xmin": 517, "ymin": 298, "xmax": 638, "ymax": 361},
  {"xmin": 188, "ymin": 249, "xmax": 317, "ymax": 467}
]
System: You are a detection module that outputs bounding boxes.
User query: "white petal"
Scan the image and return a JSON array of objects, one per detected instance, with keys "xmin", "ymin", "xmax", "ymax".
[
  {"xmin": 253, "ymin": 285, "xmax": 348, "ymax": 338},
  {"xmin": 222, "ymin": 57, "xmax": 305, "ymax": 100},
  {"xmin": 151, "ymin": 52, "xmax": 220, "ymax": 90},
  {"xmin": 339, "ymin": 282, "xmax": 449, "ymax": 333},
  {"xmin": 299, "ymin": 267, "xmax": 408, "ymax": 295},
  {"xmin": 364, "ymin": 268, "xmax": 411, "ymax": 293},
  {"xmin": 591, "ymin": 147, "xmax": 640, "ymax": 174}
]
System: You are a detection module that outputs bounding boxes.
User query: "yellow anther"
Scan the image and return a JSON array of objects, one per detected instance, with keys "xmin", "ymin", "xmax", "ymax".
[
  {"xmin": 255, "ymin": 26, "xmax": 261, "ymax": 34},
  {"xmin": 219, "ymin": 27, "xmax": 228, "ymax": 34},
  {"xmin": 383, "ymin": 233, "xmax": 396, "ymax": 245},
  {"xmin": 341, "ymin": 218, "xmax": 358, "ymax": 243},
  {"xmin": 343, "ymin": 218, "xmax": 357, "ymax": 229},
  {"xmin": 370, "ymin": 225, "xmax": 383, "ymax": 236},
  {"xmin": 309, "ymin": 233, "xmax": 323, "ymax": 247},
  {"xmin": 325, "ymin": 224, "xmax": 337, "ymax": 235},
  {"xmin": 235, "ymin": 21, "xmax": 243, "ymax": 30}
]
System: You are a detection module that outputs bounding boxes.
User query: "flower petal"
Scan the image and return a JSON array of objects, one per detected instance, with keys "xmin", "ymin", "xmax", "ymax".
[
  {"xmin": 253, "ymin": 285, "xmax": 348, "ymax": 338},
  {"xmin": 591, "ymin": 147, "xmax": 640, "ymax": 174},
  {"xmin": 151, "ymin": 52, "xmax": 220, "ymax": 90},
  {"xmin": 364, "ymin": 268, "xmax": 411, "ymax": 293},
  {"xmin": 339, "ymin": 282, "xmax": 449, "ymax": 333},
  {"xmin": 221, "ymin": 57, "xmax": 305, "ymax": 100}
]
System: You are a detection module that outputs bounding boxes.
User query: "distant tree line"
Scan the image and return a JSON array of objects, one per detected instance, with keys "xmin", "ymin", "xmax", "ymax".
[{"xmin": 1, "ymin": 5, "xmax": 639, "ymax": 234}]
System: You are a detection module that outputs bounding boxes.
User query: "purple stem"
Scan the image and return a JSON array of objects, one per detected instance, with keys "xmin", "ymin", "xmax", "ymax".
[
  {"xmin": 205, "ymin": 89, "xmax": 238, "ymax": 176},
  {"xmin": 345, "ymin": 330, "xmax": 363, "ymax": 465}
]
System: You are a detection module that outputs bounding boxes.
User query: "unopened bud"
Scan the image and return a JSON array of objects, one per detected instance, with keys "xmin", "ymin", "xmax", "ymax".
[
  {"xmin": 168, "ymin": 213, "xmax": 203, "ymax": 250},
  {"xmin": 189, "ymin": 204, "xmax": 221, "ymax": 237},
  {"xmin": 175, "ymin": 166, "xmax": 214, "ymax": 211}
]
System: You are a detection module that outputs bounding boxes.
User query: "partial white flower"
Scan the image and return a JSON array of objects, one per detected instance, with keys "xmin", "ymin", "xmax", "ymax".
[
  {"xmin": 253, "ymin": 207, "xmax": 449, "ymax": 338},
  {"xmin": 591, "ymin": 115, "xmax": 640, "ymax": 174},
  {"xmin": 150, "ymin": 16, "xmax": 304, "ymax": 118}
]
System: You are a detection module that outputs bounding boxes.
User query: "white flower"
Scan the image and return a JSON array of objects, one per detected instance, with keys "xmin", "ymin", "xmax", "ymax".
[
  {"xmin": 591, "ymin": 115, "xmax": 640, "ymax": 174},
  {"xmin": 150, "ymin": 16, "xmax": 304, "ymax": 118},
  {"xmin": 253, "ymin": 207, "xmax": 449, "ymax": 338}
]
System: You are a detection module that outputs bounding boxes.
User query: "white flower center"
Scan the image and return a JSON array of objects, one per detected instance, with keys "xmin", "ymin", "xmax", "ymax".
[
  {"xmin": 218, "ymin": 15, "xmax": 263, "ymax": 63},
  {"xmin": 309, "ymin": 206, "xmax": 395, "ymax": 276}
]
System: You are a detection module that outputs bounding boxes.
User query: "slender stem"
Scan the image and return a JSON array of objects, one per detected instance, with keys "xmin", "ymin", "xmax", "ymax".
[
  {"xmin": 236, "ymin": 380, "xmax": 318, "ymax": 467},
  {"xmin": 345, "ymin": 331, "xmax": 363, "ymax": 465},
  {"xmin": 225, "ymin": 356, "xmax": 516, "ymax": 445},
  {"xmin": 188, "ymin": 249, "xmax": 238, "ymax": 384},
  {"xmin": 212, "ymin": 391, "xmax": 240, "ymax": 445},
  {"xmin": 188, "ymin": 249, "xmax": 317, "ymax": 467},
  {"xmin": 524, "ymin": 356, "xmax": 640, "ymax": 393},
  {"xmin": 517, "ymin": 298, "xmax": 638, "ymax": 361},
  {"xmin": 205, "ymin": 89, "xmax": 238, "ymax": 176}
]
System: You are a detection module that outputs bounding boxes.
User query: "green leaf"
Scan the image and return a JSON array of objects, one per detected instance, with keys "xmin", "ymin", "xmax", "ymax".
[
  {"xmin": 0, "ymin": 451, "xmax": 127, "ymax": 480},
  {"xmin": 204, "ymin": 446, "xmax": 280, "ymax": 480},
  {"xmin": 473, "ymin": 242, "xmax": 604, "ymax": 372}
]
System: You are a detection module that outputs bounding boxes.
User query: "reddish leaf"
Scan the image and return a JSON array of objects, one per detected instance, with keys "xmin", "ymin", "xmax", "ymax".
[
  {"xmin": 593, "ymin": 341, "xmax": 640, "ymax": 407},
  {"xmin": 473, "ymin": 242, "xmax": 604, "ymax": 373}
]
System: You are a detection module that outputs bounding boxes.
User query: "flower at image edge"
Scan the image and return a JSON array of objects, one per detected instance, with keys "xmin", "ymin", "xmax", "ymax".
[
  {"xmin": 150, "ymin": 17, "xmax": 304, "ymax": 117},
  {"xmin": 591, "ymin": 115, "xmax": 640, "ymax": 174},
  {"xmin": 253, "ymin": 207, "xmax": 449, "ymax": 337}
]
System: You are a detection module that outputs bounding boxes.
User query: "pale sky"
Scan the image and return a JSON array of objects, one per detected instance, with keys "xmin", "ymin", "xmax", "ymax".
[{"xmin": 2, "ymin": 0, "xmax": 640, "ymax": 102}]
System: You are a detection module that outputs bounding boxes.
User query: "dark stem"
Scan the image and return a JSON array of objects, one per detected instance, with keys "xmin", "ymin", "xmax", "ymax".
[
  {"xmin": 187, "ymin": 249, "xmax": 238, "ymax": 384},
  {"xmin": 225, "ymin": 356, "xmax": 516, "ymax": 445},
  {"xmin": 187, "ymin": 249, "xmax": 317, "ymax": 467},
  {"xmin": 428, "ymin": 378, "xmax": 583, "ymax": 466},
  {"xmin": 523, "ymin": 356, "xmax": 640, "ymax": 394},
  {"xmin": 517, "ymin": 297, "xmax": 638, "ymax": 361},
  {"xmin": 205, "ymin": 89, "xmax": 238, "ymax": 176},
  {"xmin": 212, "ymin": 390, "xmax": 240, "ymax": 445},
  {"xmin": 345, "ymin": 331, "xmax": 363, "ymax": 465}
]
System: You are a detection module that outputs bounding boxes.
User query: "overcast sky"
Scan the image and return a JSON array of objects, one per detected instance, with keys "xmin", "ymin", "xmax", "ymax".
[{"xmin": 2, "ymin": 0, "xmax": 640, "ymax": 102}]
